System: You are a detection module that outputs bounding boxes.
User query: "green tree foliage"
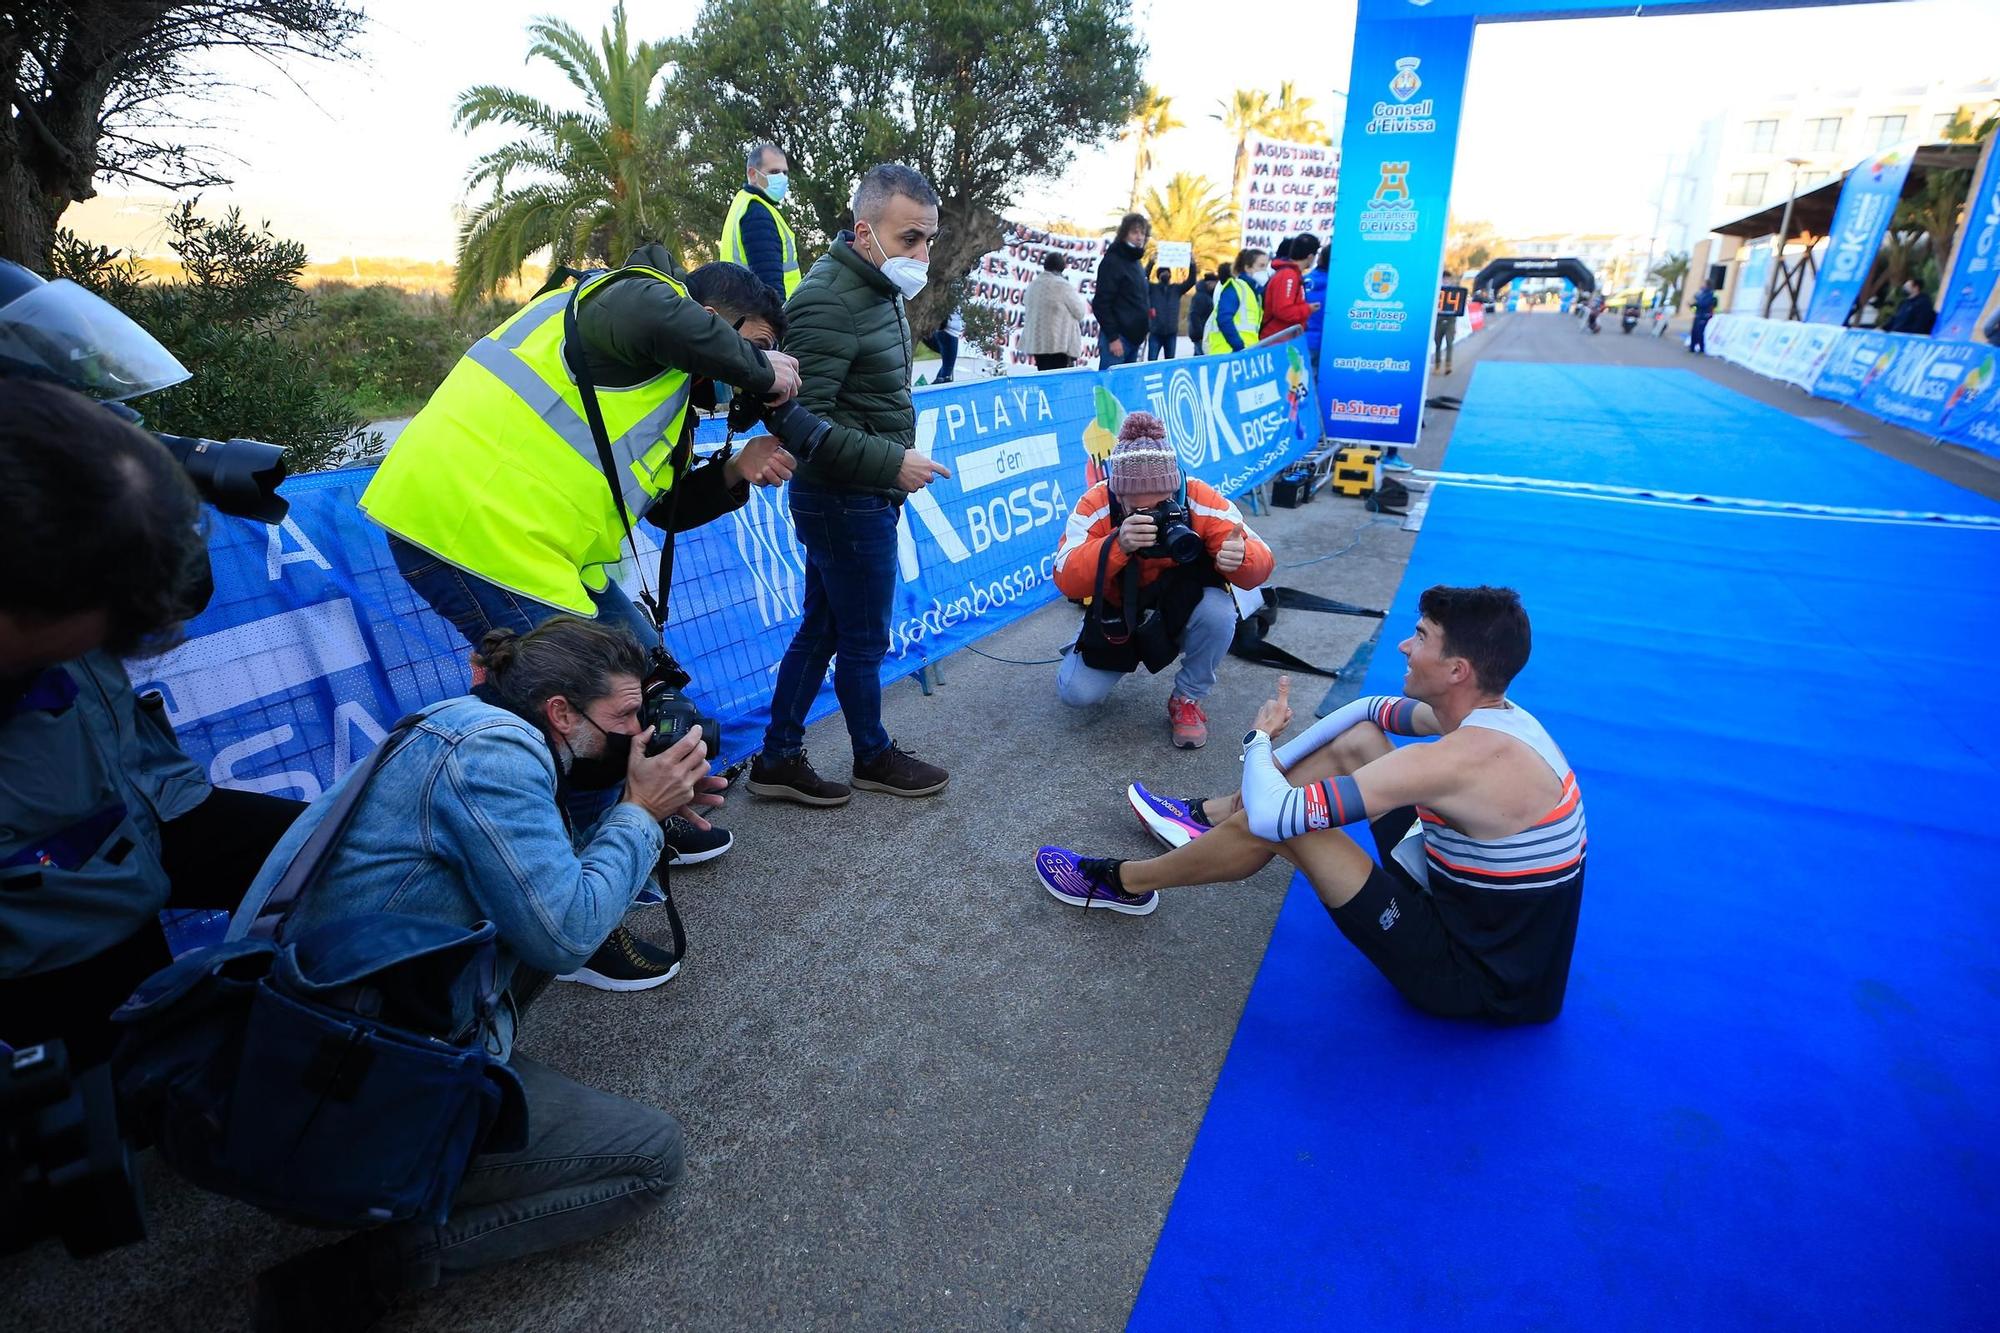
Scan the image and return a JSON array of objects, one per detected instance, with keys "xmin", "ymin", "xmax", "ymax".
[
  {"xmin": 1649, "ymin": 251, "xmax": 1690, "ymax": 308},
  {"xmin": 1216, "ymin": 90, "xmax": 1277, "ymax": 209},
  {"xmin": 670, "ymin": 0, "xmax": 1146, "ymax": 337},
  {"xmin": 1265, "ymin": 82, "xmax": 1331, "ymax": 146},
  {"xmin": 1123, "ymin": 84, "xmax": 1183, "ymax": 213},
  {"xmin": 1443, "ymin": 217, "xmax": 1501, "ymax": 279},
  {"xmin": 51, "ymin": 203, "xmax": 370, "ymax": 474},
  {"xmin": 451, "ymin": 4, "xmax": 681, "ymax": 306},
  {"xmin": 2, "ymin": 2, "xmax": 365, "ymax": 267},
  {"xmin": 1130, "ymin": 173, "xmax": 1236, "ymax": 276}
]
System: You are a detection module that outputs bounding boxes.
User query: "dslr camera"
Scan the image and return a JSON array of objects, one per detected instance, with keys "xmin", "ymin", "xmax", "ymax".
[
  {"xmin": 1132, "ymin": 499, "xmax": 1206, "ymax": 565},
  {"xmin": 726, "ymin": 391, "xmax": 833, "ymax": 462},
  {"xmin": 639, "ymin": 646, "xmax": 720, "ymax": 760}
]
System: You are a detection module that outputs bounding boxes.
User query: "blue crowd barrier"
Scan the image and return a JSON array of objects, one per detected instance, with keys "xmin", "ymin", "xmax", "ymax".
[
  {"xmin": 131, "ymin": 337, "xmax": 1322, "ymax": 799},
  {"xmin": 1707, "ymin": 314, "xmax": 2000, "ymax": 461}
]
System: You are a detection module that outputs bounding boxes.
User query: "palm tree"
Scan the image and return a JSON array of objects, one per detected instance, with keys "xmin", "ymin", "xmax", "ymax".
[
  {"xmin": 451, "ymin": 4, "xmax": 678, "ymax": 306},
  {"xmin": 1216, "ymin": 90, "xmax": 1278, "ymax": 210},
  {"xmin": 1123, "ymin": 85, "xmax": 1185, "ymax": 213},
  {"xmin": 1266, "ymin": 81, "xmax": 1331, "ymax": 145},
  {"xmin": 1894, "ymin": 103, "xmax": 1999, "ymax": 278},
  {"xmin": 1129, "ymin": 173, "xmax": 1237, "ymax": 276},
  {"xmin": 1650, "ymin": 251, "xmax": 1691, "ymax": 307}
]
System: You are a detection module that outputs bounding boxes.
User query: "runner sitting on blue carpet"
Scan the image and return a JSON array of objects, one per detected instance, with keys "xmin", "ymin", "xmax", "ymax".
[{"xmin": 1034, "ymin": 585, "xmax": 1588, "ymax": 1023}]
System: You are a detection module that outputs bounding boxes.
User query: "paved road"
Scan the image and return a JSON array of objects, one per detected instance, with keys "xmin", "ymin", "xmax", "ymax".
[{"xmin": 10, "ymin": 312, "xmax": 1991, "ymax": 1331}]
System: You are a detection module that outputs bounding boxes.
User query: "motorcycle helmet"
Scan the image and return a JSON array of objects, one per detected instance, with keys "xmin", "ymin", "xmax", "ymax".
[{"xmin": 0, "ymin": 257, "xmax": 190, "ymax": 401}]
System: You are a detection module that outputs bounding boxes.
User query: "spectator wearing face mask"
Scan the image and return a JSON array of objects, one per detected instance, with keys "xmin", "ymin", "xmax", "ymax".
[
  {"xmin": 722, "ymin": 142, "xmax": 803, "ymax": 299},
  {"xmin": 1092, "ymin": 213, "xmax": 1153, "ymax": 366},
  {"xmin": 748, "ymin": 164, "xmax": 954, "ymax": 808},
  {"xmin": 1206, "ymin": 248, "xmax": 1267, "ymax": 354},
  {"xmin": 1261, "ymin": 233, "xmax": 1321, "ymax": 340}
]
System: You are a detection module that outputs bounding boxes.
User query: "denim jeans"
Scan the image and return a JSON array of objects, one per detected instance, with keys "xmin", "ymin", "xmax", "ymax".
[
  {"xmin": 1098, "ymin": 330, "xmax": 1140, "ymax": 367},
  {"xmin": 387, "ymin": 535, "xmax": 661, "ymax": 831},
  {"xmin": 1146, "ymin": 331, "xmax": 1177, "ymax": 361},
  {"xmin": 762, "ymin": 484, "xmax": 898, "ymax": 763},
  {"xmin": 1055, "ymin": 586, "xmax": 1237, "ymax": 706},
  {"xmin": 387, "ymin": 536, "xmax": 660, "ymax": 652},
  {"xmin": 367, "ymin": 1054, "xmax": 683, "ymax": 1293}
]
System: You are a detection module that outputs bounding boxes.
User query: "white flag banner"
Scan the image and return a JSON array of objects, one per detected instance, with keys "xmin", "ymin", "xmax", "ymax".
[
  {"xmin": 963, "ymin": 220, "xmax": 1106, "ymax": 370},
  {"xmin": 1239, "ymin": 132, "xmax": 1341, "ymax": 255}
]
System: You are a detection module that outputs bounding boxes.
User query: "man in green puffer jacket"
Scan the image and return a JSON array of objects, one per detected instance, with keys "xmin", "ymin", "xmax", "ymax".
[{"xmin": 748, "ymin": 164, "xmax": 955, "ymax": 807}]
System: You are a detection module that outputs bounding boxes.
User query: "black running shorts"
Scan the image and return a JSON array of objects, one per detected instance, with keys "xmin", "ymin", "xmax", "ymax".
[{"xmin": 1322, "ymin": 806, "xmax": 1491, "ymax": 1019}]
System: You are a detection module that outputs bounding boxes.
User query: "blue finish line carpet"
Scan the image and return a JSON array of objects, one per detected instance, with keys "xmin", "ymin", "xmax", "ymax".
[{"xmin": 1129, "ymin": 365, "xmax": 2000, "ymax": 1330}]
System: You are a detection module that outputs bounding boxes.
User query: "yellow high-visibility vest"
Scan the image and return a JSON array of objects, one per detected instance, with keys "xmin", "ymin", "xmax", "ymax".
[
  {"xmin": 360, "ymin": 267, "xmax": 693, "ymax": 614},
  {"xmin": 720, "ymin": 188, "xmax": 801, "ymax": 296},
  {"xmin": 1205, "ymin": 277, "xmax": 1264, "ymax": 355}
]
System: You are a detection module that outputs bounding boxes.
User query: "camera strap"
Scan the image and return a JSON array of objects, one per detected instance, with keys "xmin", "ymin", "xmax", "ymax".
[
  {"xmin": 1089, "ymin": 510, "xmax": 1142, "ymax": 644},
  {"xmin": 248, "ymin": 714, "xmax": 428, "ymax": 941},
  {"xmin": 563, "ymin": 279, "xmax": 666, "ymax": 635}
]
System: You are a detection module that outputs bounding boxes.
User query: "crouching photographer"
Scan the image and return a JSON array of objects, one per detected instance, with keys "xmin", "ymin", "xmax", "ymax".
[
  {"xmin": 1051, "ymin": 413, "xmax": 1274, "ymax": 750},
  {"xmin": 190, "ymin": 615, "xmax": 712, "ymax": 1330},
  {"xmin": 0, "ymin": 379, "xmax": 304, "ymax": 1071}
]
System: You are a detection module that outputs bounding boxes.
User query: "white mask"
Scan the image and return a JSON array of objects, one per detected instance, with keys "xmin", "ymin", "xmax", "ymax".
[
  {"xmin": 762, "ymin": 172, "xmax": 789, "ymax": 204},
  {"xmin": 867, "ymin": 229, "xmax": 929, "ymax": 300}
]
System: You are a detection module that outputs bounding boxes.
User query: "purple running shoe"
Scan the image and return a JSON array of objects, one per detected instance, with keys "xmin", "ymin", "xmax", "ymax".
[
  {"xmin": 1127, "ymin": 782, "xmax": 1207, "ymax": 850},
  {"xmin": 1034, "ymin": 847, "xmax": 1158, "ymax": 916}
]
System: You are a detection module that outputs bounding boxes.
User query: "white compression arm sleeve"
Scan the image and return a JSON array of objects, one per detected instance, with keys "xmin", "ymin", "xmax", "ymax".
[
  {"xmin": 1242, "ymin": 731, "xmax": 1369, "ymax": 842},
  {"xmin": 1271, "ymin": 695, "xmax": 1423, "ymax": 769}
]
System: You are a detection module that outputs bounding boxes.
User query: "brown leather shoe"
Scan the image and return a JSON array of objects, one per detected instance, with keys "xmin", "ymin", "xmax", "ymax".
[
  {"xmin": 746, "ymin": 749, "xmax": 853, "ymax": 806},
  {"xmin": 851, "ymin": 743, "xmax": 949, "ymax": 797}
]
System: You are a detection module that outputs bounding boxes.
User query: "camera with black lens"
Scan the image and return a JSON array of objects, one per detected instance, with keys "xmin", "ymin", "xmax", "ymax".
[
  {"xmin": 639, "ymin": 647, "xmax": 720, "ymax": 759},
  {"xmin": 726, "ymin": 392, "xmax": 833, "ymax": 463},
  {"xmin": 0, "ymin": 259, "xmax": 289, "ymax": 523},
  {"xmin": 1134, "ymin": 499, "xmax": 1206, "ymax": 565},
  {"xmin": 150, "ymin": 428, "xmax": 290, "ymax": 525},
  {"xmin": 1, "ymin": 1041, "xmax": 147, "ymax": 1261}
]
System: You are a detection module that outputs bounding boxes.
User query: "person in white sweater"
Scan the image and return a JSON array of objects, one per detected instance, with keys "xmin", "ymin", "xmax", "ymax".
[{"xmin": 1021, "ymin": 252, "xmax": 1092, "ymax": 370}]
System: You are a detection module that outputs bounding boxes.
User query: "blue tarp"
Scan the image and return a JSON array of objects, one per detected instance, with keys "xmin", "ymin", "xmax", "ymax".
[
  {"xmin": 133, "ymin": 339, "xmax": 1320, "ymax": 799},
  {"xmin": 1131, "ymin": 364, "xmax": 2000, "ymax": 1330}
]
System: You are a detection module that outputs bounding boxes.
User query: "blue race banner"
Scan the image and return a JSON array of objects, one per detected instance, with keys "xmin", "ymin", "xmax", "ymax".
[
  {"xmin": 1936, "ymin": 135, "xmax": 2000, "ymax": 343},
  {"xmin": 1809, "ymin": 327, "xmax": 1894, "ymax": 403},
  {"xmin": 1317, "ymin": 12, "xmax": 1475, "ymax": 445},
  {"xmin": 1806, "ymin": 144, "xmax": 1919, "ymax": 325},
  {"xmin": 1935, "ymin": 349, "xmax": 2000, "ymax": 458},
  {"xmin": 1852, "ymin": 335, "xmax": 1996, "ymax": 434},
  {"xmin": 132, "ymin": 339, "xmax": 1319, "ymax": 795}
]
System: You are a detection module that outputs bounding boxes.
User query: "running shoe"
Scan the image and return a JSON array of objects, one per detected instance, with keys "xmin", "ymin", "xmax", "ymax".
[
  {"xmin": 1034, "ymin": 847, "xmax": 1158, "ymax": 916},
  {"xmin": 1380, "ymin": 452, "xmax": 1415, "ymax": 472},
  {"xmin": 1127, "ymin": 782, "xmax": 1208, "ymax": 850},
  {"xmin": 1168, "ymin": 694, "xmax": 1208, "ymax": 749},
  {"xmin": 662, "ymin": 817, "xmax": 732, "ymax": 865},
  {"xmin": 555, "ymin": 925, "xmax": 682, "ymax": 991}
]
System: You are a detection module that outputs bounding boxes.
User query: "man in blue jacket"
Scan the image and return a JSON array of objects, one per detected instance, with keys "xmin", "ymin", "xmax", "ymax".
[{"xmin": 235, "ymin": 616, "xmax": 714, "ymax": 1331}]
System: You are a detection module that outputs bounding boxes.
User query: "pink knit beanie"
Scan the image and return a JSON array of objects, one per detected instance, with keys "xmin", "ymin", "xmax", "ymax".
[{"xmin": 1107, "ymin": 411, "xmax": 1180, "ymax": 496}]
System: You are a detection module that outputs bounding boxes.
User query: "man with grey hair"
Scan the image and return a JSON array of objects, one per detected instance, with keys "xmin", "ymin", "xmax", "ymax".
[
  {"xmin": 721, "ymin": 141, "xmax": 802, "ymax": 298},
  {"xmin": 748, "ymin": 164, "xmax": 955, "ymax": 806}
]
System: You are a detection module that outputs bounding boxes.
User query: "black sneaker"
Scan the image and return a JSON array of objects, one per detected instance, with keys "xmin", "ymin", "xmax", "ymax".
[
  {"xmin": 851, "ymin": 743, "xmax": 949, "ymax": 798},
  {"xmin": 663, "ymin": 816, "xmax": 732, "ymax": 865},
  {"xmin": 746, "ymin": 749, "xmax": 853, "ymax": 806},
  {"xmin": 554, "ymin": 925, "xmax": 681, "ymax": 991}
]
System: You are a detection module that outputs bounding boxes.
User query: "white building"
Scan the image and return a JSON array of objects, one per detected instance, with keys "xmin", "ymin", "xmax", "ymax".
[{"xmin": 1661, "ymin": 75, "xmax": 2000, "ymax": 261}]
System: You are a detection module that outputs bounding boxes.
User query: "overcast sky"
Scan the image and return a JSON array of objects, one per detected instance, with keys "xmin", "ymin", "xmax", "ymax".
[{"xmin": 66, "ymin": 0, "xmax": 2000, "ymax": 261}]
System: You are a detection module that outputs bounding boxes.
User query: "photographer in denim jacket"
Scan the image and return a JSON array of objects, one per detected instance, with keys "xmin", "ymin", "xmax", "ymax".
[{"xmin": 230, "ymin": 615, "xmax": 713, "ymax": 1331}]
